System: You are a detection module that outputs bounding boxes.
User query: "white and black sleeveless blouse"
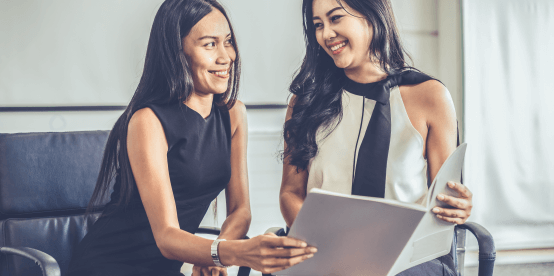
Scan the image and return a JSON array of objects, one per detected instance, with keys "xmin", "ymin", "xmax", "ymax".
[{"xmin": 307, "ymin": 85, "xmax": 428, "ymax": 204}]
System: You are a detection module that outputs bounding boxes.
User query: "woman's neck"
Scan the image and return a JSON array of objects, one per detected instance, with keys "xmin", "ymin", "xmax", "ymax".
[
  {"xmin": 344, "ymin": 61, "xmax": 388, "ymax": 84},
  {"xmin": 184, "ymin": 91, "xmax": 214, "ymax": 119}
]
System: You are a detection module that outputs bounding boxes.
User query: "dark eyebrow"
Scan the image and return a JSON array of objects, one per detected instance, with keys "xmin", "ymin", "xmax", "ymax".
[
  {"xmin": 198, "ymin": 36, "xmax": 218, "ymax": 41},
  {"xmin": 198, "ymin": 33, "xmax": 232, "ymax": 40},
  {"xmin": 313, "ymin": 6, "xmax": 343, "ymax": 20}
]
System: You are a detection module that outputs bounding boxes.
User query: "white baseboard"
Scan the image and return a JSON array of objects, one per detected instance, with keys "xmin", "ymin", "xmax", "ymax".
[{"xmin": 464, "ymin": 248, "xmax": 554, "ymax": 267}]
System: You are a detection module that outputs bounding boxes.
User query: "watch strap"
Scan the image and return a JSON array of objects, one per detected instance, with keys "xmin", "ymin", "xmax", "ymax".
[{"xmin": 211, "ymin": 238, "xmax": 229, "ymax": 267}]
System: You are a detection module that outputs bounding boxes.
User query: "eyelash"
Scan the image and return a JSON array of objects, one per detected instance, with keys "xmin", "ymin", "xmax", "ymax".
[
  {"xmin": 331, "ymin": 15, "xmax": 342, "ymax": 22},
  {"xmin": 313, "ymin": 15, "xmax": 343, "ymax": 28},
  {"xmin": 205, "ymin": 39, "xmax": 233, "ymax": 47}
]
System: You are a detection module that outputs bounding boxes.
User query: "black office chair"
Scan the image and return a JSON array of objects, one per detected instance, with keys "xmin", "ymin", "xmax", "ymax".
[
  {"xmin": 263, "ymin": 223, "xmax": 495, "ymax": 276},
  {"xmin": 0, "ymin": 131, "xmax": 251, "ymax": 276}
]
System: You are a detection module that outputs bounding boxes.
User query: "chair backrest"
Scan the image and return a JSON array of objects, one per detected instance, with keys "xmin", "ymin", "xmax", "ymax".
[{"xmin": 0, "ymin": 131, "xmax": 110, "ymax": 276}]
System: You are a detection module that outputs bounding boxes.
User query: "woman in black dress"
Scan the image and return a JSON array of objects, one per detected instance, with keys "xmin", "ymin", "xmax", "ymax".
[{"xmin": 67, "ymin": 1, "xmax": 316, "ymax": 275}]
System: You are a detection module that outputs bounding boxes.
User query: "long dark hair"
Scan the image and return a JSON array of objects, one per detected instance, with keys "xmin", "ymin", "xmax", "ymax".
[
  {"xmin": 284, "ymin": 0, "xmax": 412, "ymax": 171},
  {"xmin": 87, "ymin": 0, "xmax": 240, "ymax": 214}
]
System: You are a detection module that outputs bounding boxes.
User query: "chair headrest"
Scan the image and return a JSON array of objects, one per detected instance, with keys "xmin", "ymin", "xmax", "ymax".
[{"xmin": 0, "ymin": 131, "xmax": 110, "ymax": 217}]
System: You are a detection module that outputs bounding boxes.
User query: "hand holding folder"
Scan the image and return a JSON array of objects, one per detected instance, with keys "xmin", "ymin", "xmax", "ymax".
[{"xmin": 275, "ymin": 143, "xmax": 468, "ymax": 276}]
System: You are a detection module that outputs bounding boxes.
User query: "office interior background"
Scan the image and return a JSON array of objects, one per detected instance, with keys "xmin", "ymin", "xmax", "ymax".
[{"xmin": 0, "ymin": 0, "xmax": 553, "ymax": 275}]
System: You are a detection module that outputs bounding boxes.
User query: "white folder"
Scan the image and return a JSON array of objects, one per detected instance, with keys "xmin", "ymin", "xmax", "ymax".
[{"xmin": 276, "ymin": 143, "xmax": 467, "ymax": 276}]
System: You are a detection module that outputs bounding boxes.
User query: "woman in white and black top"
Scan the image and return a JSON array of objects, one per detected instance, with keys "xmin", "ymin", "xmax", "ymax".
[{"xmin": 280, "ymin": 0, "xmax": 473, "ymax": 275}]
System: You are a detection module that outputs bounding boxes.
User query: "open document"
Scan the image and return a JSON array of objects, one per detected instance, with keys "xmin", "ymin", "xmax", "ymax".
[{"xmin": 276, "ymin": 143, "xmax": 467, "ymax": 276}]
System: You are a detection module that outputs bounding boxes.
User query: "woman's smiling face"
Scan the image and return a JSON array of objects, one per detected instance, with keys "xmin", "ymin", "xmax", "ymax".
[
  {"xmin": 312, "ymin": 0, "xmax": 373, "ymax": 70},
  {"xmin": 183, "ymin": 9, "xmax": 235, "ymax": 96}
]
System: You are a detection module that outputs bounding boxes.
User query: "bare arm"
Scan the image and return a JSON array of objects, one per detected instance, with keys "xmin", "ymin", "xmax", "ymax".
[
  {"xmin": 218, "ymin": 100, "xmax": 251, "ymax": 240},
  {"xmin": 127, "ymin": 108, "xmax": 216, "ymax": 266},
  {"xmin": 279, "ymin": 96, "xmax": 309, "ymax": 228},
  {"xmin": 419, "ymin": 81, "xmax": 458, "ymax": 181},
  {"xmin": 402, "ymin": 80, "xmax": 473, "ymax": 224},
  {"xmin": 423, "ymin": 83, "xmax": 473, "ymax": 224}
]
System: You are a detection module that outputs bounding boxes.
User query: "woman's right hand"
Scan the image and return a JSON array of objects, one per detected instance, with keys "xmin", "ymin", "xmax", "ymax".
[{"xmin": 219, "ymin": 233, "xmax": 317, "ymax": 275}]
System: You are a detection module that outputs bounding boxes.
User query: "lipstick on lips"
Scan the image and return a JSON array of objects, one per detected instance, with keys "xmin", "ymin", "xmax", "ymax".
[
  {"xmin": 327, "ymin": 40, "xmax": 348, "ymax": 55},
  {"xmin": 209, "ymin": 69, "xmax": 229, "ymax": 79}
]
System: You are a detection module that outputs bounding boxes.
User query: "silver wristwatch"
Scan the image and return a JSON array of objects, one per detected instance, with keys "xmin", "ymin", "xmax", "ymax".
[{"xmin": 211, "ymin": 239, "xmax": 229, "ymax": 267}]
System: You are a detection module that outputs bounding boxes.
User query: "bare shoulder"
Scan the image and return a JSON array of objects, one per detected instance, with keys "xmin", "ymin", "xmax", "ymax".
[
  {"xmin": 129, "ymin": 108, "xmax": 161, "ymax": 130},
  {"xmin": 128, "ymin": 108, "xmax": 166, "ymax": 145},
  {"xmin": 229, "ymin": 99, "xmax": 247, "ymax": 119},
  {"xmin": 228, "ymin": 100, "xmax": 247, "ymax": 136},
  {"xmin": 400, "ymin": 79, "xmax": 455, "ymax": 118},
  {"xmin": 401, "ymin": 79, "xmax": 451, "ymax": 105}
]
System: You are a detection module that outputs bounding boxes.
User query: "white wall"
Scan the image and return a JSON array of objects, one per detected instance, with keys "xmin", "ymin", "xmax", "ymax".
[
  {"xmin": 0, "ymin": 0, "xmax": 303, "ymax": 106},
  {"xmin": 0, "ymin": 0, "xmax": 161, "ymax": 106},
  {"xmin": 218, "ymin": 0, "xmax": 305, "ymax": 105}
]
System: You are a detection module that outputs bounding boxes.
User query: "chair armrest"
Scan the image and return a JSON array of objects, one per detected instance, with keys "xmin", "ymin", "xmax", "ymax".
[
  {"xmin": 196, "ymin": 226, "xmax": 251, "ymax": 276},
  {"xmin": 197, "ymin": 226, "xmax": 224, "ymax": 237},
  {"xmin": 457, "ymin": 222, "xmax": 496, "ymax": 276},
  {"xmin": 264, "ymin": 227, "xmax": 286, "ymax": 236},
  {"xmin": 0, "ymin": 246, "xmax": 61, "ymax": 276}
]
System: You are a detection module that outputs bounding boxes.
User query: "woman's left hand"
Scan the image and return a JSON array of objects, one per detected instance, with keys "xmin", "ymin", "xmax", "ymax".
[
  {"xmin": 192, "ymin": 265, "xmax": 228, "ymax": 276},
  {"xmin": 432, "ymin": 181, "xmax": 473, "ymax": 224}
]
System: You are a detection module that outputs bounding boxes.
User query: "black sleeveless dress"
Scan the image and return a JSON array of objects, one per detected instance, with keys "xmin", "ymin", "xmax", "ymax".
[{"xmin": 68, "ymin": 102, "xmax": 232, "ymax": 276}]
